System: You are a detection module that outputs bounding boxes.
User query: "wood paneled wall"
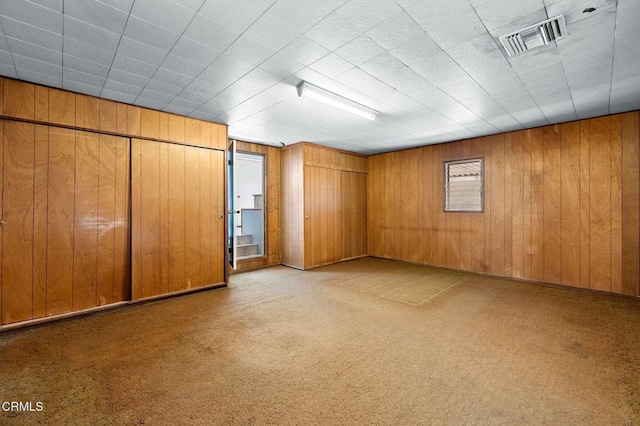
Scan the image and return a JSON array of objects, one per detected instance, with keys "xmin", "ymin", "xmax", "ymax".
[
  {"xmin": 281, "ymin": 143, "xmax": 367, "ymax": 270},
  {"xmin": 0, "ymin": 77, "xmax": 227, "ymax": 150},
  {"xmin": 131, "ymin": 139, "xmax": 225, "ymax": 300},
  {"xmin": 1, "ymin": 121, "xmax": 130, "ymax": 324},
  {"xmin": 368, "ymin": 112, "xmax": 640, "ymax": 297},
  {"xmin": 234, "ymin": 141, "xmax": 281, "ymax": 271},
  {"xmin": 281, "ymin": 144, "xmax": 305, "ymax": 269}
]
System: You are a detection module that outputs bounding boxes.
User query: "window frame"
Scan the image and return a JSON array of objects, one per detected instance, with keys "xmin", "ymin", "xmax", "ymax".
[{"xmin": 443, "ymin": 157, "xmax": 484, "ymax": 213}]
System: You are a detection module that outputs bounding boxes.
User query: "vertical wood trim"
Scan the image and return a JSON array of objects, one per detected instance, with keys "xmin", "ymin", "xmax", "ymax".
[
  {"xmin": 131, "ymin": 138, "xmax": 142, "ymax": 300},
  {"xmin": 96, "ymin": 134, "xmax": 117, "ymax": 306},
  {"xmin": 621, "ymin": 112, "xmax": 640, "ymax": 296},
  {"xmin": 560, "ymin": 122, "xmax": 581, "ymax": 286},
  {"xmin": 46, "ymin": 127, "xmax": 75, "ymax": 315},
  {"xmin": 35, "ymin": 86, "xmax": 49, "ymax": 122},
  {"xmin": 185, "ymin": 146, "xmax": 202, "ymax": 289},
  {"xmin": 542, "ymin": 125, "xmax": 562, "ymax": 284},
  {"xmin": 530, "ymin": 128, "xmax": 544, "ymax": 281},
  {"xmin": 610, "ymin": 115, "xmax": 623, "ymax": 294},
  {"xmin": 589, "ymin": 117, "xmax": 611, "ymax": 292},
  {"xmin": 579, "ymin": 120, "xmax": 591, "ymax": 287},
  {"xmin": 113, "ymin": 136, "xmax": 130, "ymax": 302},
  {"xmin": 32, "ymin": 125, "xmax": 49, "ymax": 318},
  {"xmin": 73, "ymin": 131, "xmax": 100, "ymax": 310}
]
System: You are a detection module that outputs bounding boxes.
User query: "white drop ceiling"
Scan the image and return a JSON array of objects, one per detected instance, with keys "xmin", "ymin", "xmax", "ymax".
[{"xmin": 0, "ymin": 0, "xmax": 638, "ymax": 154}]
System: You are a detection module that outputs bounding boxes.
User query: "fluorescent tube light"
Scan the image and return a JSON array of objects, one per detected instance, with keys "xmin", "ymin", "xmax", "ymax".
[{"xmin": 296, "ymin": 81, "xmax": 378, "ymax": 121}]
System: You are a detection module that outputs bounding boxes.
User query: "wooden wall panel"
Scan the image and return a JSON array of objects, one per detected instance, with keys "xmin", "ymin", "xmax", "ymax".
[
  {"xmin": 32, "ymin": 126, "xmax": 48, "ymax": 318},
  {"xmin": 131, "ymin": 139, "xmax": 225, "ymax": 300},
  {"xmin": 542, "ymin": 126, "xmax": 561, "ymax": 284},
  {"xmin": 4, "ymin": 79, "xmax": 35, "ymax": 120},
  {"xmin": 76, "ymin": 94, "xmax": 100, "ymax": 130},
  {"xmin": 73, "ymin": 132, "xmax": 100, "ymax": 310},
  {"xmin": 281, "ymin": 144, "xmax": 305, "ymax": 269},
  {"xmin": 49, "ymin": 88, "xmax": 76, "ymax": 126},
  {"xmin": 367, "ymin": 111, "xmax": 640, "ymax": 297},
  {"xmin": 97, "ymin": 135, "xmax": 117, "ymax": 306},
  {"xmin": 0, "ymin": 77, "xmax": 227, "ymax": 151},
  {"xmin": 621, "ymin": 112, "xmax": 640, "ymax": 296},
  {"xmin": 1, "ymin": 122, "xmax": 35, "ymax": 323}
]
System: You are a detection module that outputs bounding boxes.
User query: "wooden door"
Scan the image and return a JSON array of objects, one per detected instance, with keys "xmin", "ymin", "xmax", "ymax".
[
  {"xmin": 341, "ymin": 171, "xmax": 367, "ymax": 260},
  {"xmin": 131, "ymin": 139, "xmax": 225, "ymax": 299},
  {"xmin": 1, "ymin": 121, "xmax": 130, "ymax": 325}
]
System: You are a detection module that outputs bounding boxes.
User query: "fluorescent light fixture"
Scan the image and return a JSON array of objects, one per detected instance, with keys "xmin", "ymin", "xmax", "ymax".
[{"xmin": 296, "ymin": 81, "xmax": 378, "ymax": 121}]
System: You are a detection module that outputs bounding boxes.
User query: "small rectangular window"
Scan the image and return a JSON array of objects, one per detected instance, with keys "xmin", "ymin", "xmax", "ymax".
[{"xmin": 445, "ymin": 158, "xmax": 483, "ymax": 212}]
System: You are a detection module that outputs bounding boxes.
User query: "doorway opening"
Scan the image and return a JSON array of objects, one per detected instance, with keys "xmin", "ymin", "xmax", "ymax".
[{"xmin": 228, "ymin": 144, "xmax": 265, "ymax": 269}]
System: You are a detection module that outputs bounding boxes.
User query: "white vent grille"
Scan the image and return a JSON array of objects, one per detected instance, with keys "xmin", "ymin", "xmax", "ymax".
[{"xmin": 500, "ymin": 15, "xmax": 567, "ymax": 57}]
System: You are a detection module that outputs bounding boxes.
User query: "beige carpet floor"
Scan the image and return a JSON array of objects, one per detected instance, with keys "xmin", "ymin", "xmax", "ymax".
[{"xmin": 1, "ymin": 257, "xmax": 639, "ymax": 425}]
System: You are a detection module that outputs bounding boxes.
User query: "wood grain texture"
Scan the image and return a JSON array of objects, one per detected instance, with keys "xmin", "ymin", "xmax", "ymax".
[
  {"xmin": 366, "ymin": 112, "xmax": 637, "ymax": 296},
  {"xmin": 280, "ymin": 144, "xmax": 305, "ymax": 269},
  {"xmin": 46, "ymin": 127, "xmax": 75, "ymax": 315},
  {"xmin": 76, "ymin": 94, "xmax": 100, "ymax": 130},
  {"xmin": 131, "ymin": 140, "xmax": 225, "ymax": 299},
  {"xmin": 621, "ymin": 112, "xmax": 640, "ymax": 296},
  {"xmin": 35, "ymin": 85, "xmax": 48, "ymax": 122},
  {"xmin": 97, "ymin": 135, "xmax": 117, "ymax": 306},
  {"xmin": 0, "ymin": 77, "xmax": 227, "ymax": 150},
  {"xmin": 1, "ymin": 121, "xmax": 35, "ymax": 323},
  {"xmin": 99, "ymin": 99, "xmax": 117, "ymax": 133},
  {"xmin": 49, "ymin": 88, "xmax": 75, "ymax": 126},
  {"xmin": 0, "ymin": 122, "xmax": 3, "ymax": 321},
  {"xmin": 4, "ymin": 79, "xmax": 35, "ymax": 120},
  {"xmin": 73, "ymin": 132, "xmax": 100, "ymax": 310},
  {"xmin": 542, "ymin": 126, "xmax": 561, "ymax": 284},
  {"xmin": 32, "ymin": 125, "xmax": 48, "ymax": 318}
]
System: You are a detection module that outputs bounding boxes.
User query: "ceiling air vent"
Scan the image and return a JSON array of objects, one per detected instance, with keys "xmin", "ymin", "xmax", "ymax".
[{"xmin": 499, "ymin": 15, "xmax": 567, "ymax": 57}]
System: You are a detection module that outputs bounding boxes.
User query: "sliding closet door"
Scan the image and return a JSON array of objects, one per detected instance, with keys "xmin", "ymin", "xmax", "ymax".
[
  {"xmin": 131, "ymin": 139, "xmax": 225, "ymax": 300},
  {"xmin": 341, "ymin": 171, "xmax": 367, "ymax": 260},
  {"xmin": 0, "ymin": 121, "xmax": 130, "ymax": 325}
]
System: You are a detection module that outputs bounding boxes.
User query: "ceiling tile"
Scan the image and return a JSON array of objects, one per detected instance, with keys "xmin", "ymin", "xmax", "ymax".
[
  {"xmin": 64, "ymin": 16, "xmax": 120, "ymax": 51},
  {"xmin": 309, "ymin": 52, "xmax": 354, "ymax": 78},
  {"xmin": 13, "ymin": 53, "xmax": 61, "ymax": 77},
  {"xmin": 107, "ymin": 67, "xmax": 150, "ymax": 88},
  {"xmin": 116, "ymin": 37, "xmax": 166, "ymax": 66},
  {"xmin": 101, "ymin": 88, "xmax": 137, "ymax": 103},
  {"xmin": 103, "ymin": 78, "xmax": 144, "ymax": 96},
  {"xmin": 64, "ymin": 54, "xmax": 110, "ymax": 80},
  {"xmin": 405, "ymin": 0, "xmax": 486, "ymax": 50},
  {"xmin": 160, "ymin": 52, "xmax": 207, "ymax": 77},
  {"xmin": 63, "ymin": 36, "xmax": 115, "ymax": 66},
  {"xmin": 63, "ymin": 67, "xmax": 106, "ymax": 87},
  {"xmin": 279, "ymin": 35, "xmax": 329, "ymax": 66},
  {"xmin": 7, "ymin": 37, "xmax": 61, "ymax": 65},
  {"xmin": 304, "ymin": 12, "xmax": 360, "ymax": 51},
  {"xmin": 16, "ymin": 67, "xmax": 61, "ymax": 87},
  {"xmin": 145, "ymin": 78, "xmax": 184, "ymax": 96},
  {"xmin": 473, "ymin": 0, "xmax": 545, "ymax": 32},
  {"xmin": 0, "ymin": 63, "xmax": 18, "ymax": 78},
  {"xmin": 267, "ymin": 0, "xmax": 332, "ymax": 33},
  {"xmin": 29, "ymin": 0, "xmax": 63, "ymax": 12},
  {"xmin": 199, "ymin": 0, "xmax": 264, "ymax": 33},
  {"xmin": 336, "ymin": 0, "xmax": 403, "ymax": 32},
  {"xmin": 123, "ymin": 16, "xmax": 180, "ymax": 51},
  {"xmin": 0, "ymin": 0, "xmax": 62, "ymax": 34},
  {"xmin": 63, "ymin": 79, "xmax": 102, "ymax": 96},
  {"xmin": 64, "ymin": 0, "xmax": 128, "ymax": 34},
  {"xmin": 365, "ymin": 11, "xmax": 424, "ymax": 50},
  {"xmin": 111, "ymin": 54, "xmax": 158, "ymax": 78},
  {"xmin": 172, "ymin": 36, "xmax": 220, "ymax": 65},
  {"xmin": 243, "ymin": 14, "xmax": 300, "ymax": 51},
  {"xmin": 222, "ymin": 36, "xmax": 275, "ymax": 66},
  {"xmin": 390, "ymin": 34, "xmax": 442, "ymax": 66},
  {"xmin": 259, "ymin": 53, "xmax": 304, "ymax": 77},
  {"xmin": 334, "ymin": 35, "xmax": 385, "ymax": 66},
  {"xmin": 1, "ymin": 17, "xmax": 62, "ymax": 51},
  {"xmin": 98, "ymin": 0, "xmax": 134, "ymax": 13},
  {"xmin": 182, "ymin": 15, "xmax": 239, "ymax": 51},
  {"xmin": 131, "ymin": 0, "xmax": 196, "ymax": 34}
]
